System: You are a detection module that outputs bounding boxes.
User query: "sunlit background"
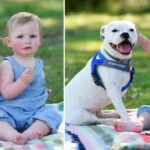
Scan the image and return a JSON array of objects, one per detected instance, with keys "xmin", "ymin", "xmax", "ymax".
[{"xmin": 65, "ymin": 0, "xmax": 150, "ymax": 108}]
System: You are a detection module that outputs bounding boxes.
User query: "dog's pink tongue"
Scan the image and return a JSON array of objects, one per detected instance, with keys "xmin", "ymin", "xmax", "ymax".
[{"xmin": 118, "ymin": 42, "xmax": 131, "ymax": 54}]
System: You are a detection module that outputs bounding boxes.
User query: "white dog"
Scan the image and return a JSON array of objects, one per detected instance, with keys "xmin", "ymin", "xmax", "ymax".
[{"xmin": 65, "ymin": 20, "xmax": 137, "ymax": 125}]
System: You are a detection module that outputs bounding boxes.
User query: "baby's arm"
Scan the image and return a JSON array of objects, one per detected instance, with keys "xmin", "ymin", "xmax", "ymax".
[
  {"xmin": 0, "ymin": 60, "xmax": 34, "ymax": 100},
  {"xmin": 138, "ymin": 32, "xmax": 150, "ymax": 57}
]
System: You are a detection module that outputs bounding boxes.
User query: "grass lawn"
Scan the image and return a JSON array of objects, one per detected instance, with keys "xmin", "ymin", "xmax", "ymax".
[
  {"xmin": 65, "ymin": 13, "xmax": 150, "ymax": 109},
  {"xmin": 0, "ymin": 0, "xmax": 63, "ymax": 103}
]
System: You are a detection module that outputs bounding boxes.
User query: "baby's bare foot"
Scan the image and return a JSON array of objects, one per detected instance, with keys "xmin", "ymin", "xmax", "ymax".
[
  {"xmin": 13, "ymin": 134, "xmax": 27, "ymax": 145},
  {"xmin": 23, "ymin": 120, "xmax": 50, "ymax": 140},
  {"xmin": 35, "ymin": 131, "xmax": 44, "ymax": 139},
  {"xmin": 114, "ymin": 121, "xmax": 143, "ymax": 132},
  {"xmin": 24, "ymin": 131, "xmax": 44, "ymax": 140}
]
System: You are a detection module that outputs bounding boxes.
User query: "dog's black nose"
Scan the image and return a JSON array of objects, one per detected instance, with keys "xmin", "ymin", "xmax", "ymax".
[{"xmin": 121, "ymin": 32, "xmax": 129, "ymax": 39}]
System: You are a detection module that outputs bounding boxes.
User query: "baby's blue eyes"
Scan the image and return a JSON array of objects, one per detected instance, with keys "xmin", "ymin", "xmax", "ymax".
[{"xmin": 16, "ymin": 35, "xmax": 37, "ymax": 38}]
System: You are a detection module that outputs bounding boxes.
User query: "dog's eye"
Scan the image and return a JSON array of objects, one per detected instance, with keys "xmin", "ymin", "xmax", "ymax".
[
  {"xmin": 112, "ymin": 29, "xmax": 118, "ymax": 32},
  {"xmin": 130, "ymin": 28, "xmax": 134, "ymax": 32}
]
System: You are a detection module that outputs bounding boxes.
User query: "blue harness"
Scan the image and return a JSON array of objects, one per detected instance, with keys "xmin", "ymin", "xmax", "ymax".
[{"xmin": 91, "ymin": 51, "xmax": 135, "ymax": 92}]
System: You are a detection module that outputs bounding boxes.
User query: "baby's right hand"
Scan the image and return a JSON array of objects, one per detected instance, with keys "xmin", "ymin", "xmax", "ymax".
[{"xmin": 20, "ymin": 67, "xmax": 35, "ymax": 85}]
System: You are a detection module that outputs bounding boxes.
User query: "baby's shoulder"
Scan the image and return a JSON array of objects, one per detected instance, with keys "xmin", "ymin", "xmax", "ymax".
[
  {"xmin": 0, "ymin": 60, "xmax": 12, "ymax": 72},
  {"xmin": 1, "ymin": 60, "xmax": 11, "ymax": 67}
]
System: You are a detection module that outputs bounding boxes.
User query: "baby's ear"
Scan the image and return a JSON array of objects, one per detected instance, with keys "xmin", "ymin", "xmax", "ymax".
[
  {"xmin": 100, "ymin": 25, "xmax": 105, "ymax": 39},
  {"xmin": 5, "ymin": 37, "xmax": 11, "ymax": 47}
]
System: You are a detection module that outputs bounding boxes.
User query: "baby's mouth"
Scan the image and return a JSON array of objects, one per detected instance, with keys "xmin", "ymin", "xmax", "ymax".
[
  {"xmin": 23, "ymin": 47, "xmax": 32, "ymax": 50},
  {"xmin": 110, "ymin": 40, "xmax": 134, "ymax": 55}
]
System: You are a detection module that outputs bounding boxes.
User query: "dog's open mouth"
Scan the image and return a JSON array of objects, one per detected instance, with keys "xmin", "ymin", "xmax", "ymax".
[{"xmin": 110, "ymin": 40, "xmax": 134, "ymax": 55}]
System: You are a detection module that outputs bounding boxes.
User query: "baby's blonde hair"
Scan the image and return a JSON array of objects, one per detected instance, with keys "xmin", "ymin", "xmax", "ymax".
[{"xmin": 6, "ymin": 12, "xmax": 42, "ymax": 38}]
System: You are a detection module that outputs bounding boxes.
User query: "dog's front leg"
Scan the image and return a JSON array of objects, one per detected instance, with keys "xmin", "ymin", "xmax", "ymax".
[
  {"xmin": 98, "ymin": 67, "xmax": 130, "ymax": 121},
  {"xmin": 106, "ymin": 87, "xmax": 130, "ymax": 121}
]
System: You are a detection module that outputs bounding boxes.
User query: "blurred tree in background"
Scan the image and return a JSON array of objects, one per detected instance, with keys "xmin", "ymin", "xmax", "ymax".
[{"xmin": 66, "ymin": 0, "xmax": 150, "ymax": 14}]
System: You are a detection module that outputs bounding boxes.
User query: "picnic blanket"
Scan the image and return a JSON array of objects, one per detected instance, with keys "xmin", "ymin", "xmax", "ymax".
[
  {"xmin": 0, "ymin": 102, "xmax": 64, "ymax": 150},
  {"xmin": 66, "ymin": 109, "xmax": 150, "ymax": 150}
]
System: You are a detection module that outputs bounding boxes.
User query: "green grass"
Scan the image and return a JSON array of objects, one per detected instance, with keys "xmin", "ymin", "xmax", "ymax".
[
  {"xmin": 65, "ymin": 13, "xmax": 150, "ymax": 109},
  {"xmin": 0, "ymin": 0, "xmax": 63, "ymax": 103}
]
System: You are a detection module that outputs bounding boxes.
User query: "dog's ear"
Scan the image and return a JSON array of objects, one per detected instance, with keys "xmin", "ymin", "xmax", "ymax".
[{"xmin": 100, "ymin": 25, "xmax": 105, "ymax": 39}]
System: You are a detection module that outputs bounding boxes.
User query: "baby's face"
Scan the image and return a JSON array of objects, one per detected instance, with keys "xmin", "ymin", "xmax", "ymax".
[{"xmin": 6, "ymin": 21, "xmax": 41, "ymax": 58}]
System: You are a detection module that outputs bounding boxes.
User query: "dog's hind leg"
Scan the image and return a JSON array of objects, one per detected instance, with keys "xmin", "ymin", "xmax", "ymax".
[
  {"xmin": 68, "ymin": 109, "xmax": 118, "ymax": 126},
  {"xmin": 67, "ymin": 109, "xmax": 117, "ymax": 126},
  {"xmin": 97, "ymin": 118, "xmax": 118, "ymax": 126},
  {"xmin": 101, "ymin": 110, "xmax": 120, "ymax": 118},
  {"xmin": 96, "ymin": 109, "xmax": 120, "ymax": 119},
  {"xmin": 67, "ymin": 109, "xmax": 105, "ymax": 125}
]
